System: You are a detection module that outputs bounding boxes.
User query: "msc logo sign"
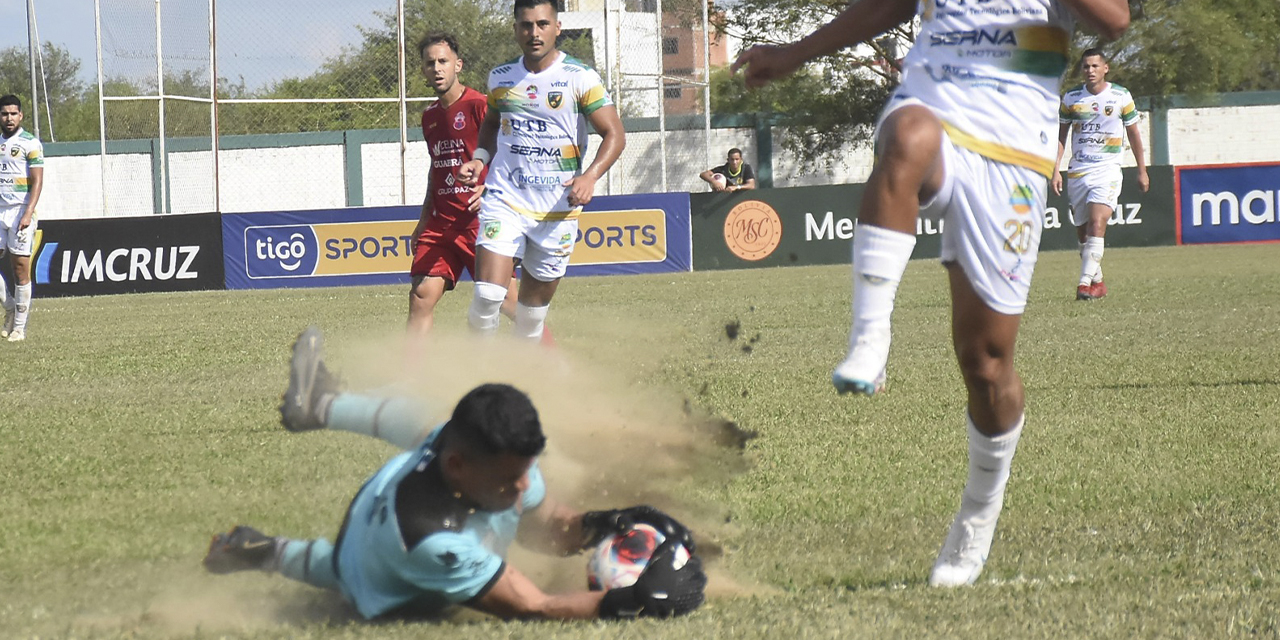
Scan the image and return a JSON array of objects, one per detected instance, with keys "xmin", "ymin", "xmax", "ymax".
[
  {"xmin": 243, "ymin": 221, "xmax": 417, "ymax": 279},
  {"xmin": 245, "ymin": 225, "xmax": 319, "ymax": 278}
]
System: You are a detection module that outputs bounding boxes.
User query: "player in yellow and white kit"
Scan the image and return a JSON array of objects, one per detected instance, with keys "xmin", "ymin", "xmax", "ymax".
[
  {"xmin": 733, "ymin": 0, "xmax": 1130, "ymax": 586},
  {"xmin": 1052, "ymin": 48, "xmax": 1148, "ymax": 300},
  {"xmin": 458, "ymin": 0, "xmax": 625, "ymax": 341},
  {"xmin": 0, "ymin": 95, "xmax": 44, "ymax": 343}
]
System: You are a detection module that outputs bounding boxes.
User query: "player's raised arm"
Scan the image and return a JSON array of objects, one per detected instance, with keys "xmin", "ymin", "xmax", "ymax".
[
  {"xmin": 1061, "ymin": 0, "xmax": 1131, "ymax": 39},
  {"xmin": 731, "ymin": 0, "xmax": 915, "ymax": 89}
]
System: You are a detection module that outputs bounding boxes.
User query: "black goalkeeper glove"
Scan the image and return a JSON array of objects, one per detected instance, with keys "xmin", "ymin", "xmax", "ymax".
[
  {"xmin": 598, "ymin": 538, "xmax": 707, "ymax": 619},
  {"xmin": 581, "ymin": 505, "xmax": 696, "ymax": 553}
]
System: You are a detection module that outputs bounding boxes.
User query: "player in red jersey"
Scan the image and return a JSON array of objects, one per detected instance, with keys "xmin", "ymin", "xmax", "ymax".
[{"xmin": 409, "ymin": 32, "xmax": 529, "ymax": 336}]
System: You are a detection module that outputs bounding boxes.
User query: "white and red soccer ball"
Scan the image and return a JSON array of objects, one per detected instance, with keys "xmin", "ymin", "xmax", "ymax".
[
  {"xmin": 587, "ymin": 523, "xmax": 692, "ymax": 590},
  {"xmin": 710, "ymin": 173, "xmax": 728, "ymax": 190}
]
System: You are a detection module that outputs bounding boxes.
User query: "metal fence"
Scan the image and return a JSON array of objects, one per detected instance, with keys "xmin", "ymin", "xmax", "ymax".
[{"xmin": 87, "ymin": 0, "xmax": 714, "ymax": 218}]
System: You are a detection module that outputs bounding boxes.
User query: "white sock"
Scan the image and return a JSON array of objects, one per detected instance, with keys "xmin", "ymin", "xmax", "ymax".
[
  {"xmin": 1079, "ymin": 236, "xmax": 1104, "ymax": 286},
  {"xmin": 962, "ymin": 413, "xmax": 1023, "ymax": 517},
  {"xmin": 13, "ymin": 283, "xmax": 31, "ymax": 331},
  {"xmin": 849, "ymin": 224, "xmax": 916, "ymax": 349},
  {"xmin": 513, "ymin": 302, "xmax": 549, "ymax": 340},
  {"xmin": 467, "ymin": 281, "xmax": 507, "ymax": 334}
]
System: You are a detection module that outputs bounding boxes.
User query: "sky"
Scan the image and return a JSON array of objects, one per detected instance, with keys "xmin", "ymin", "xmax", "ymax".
[{"xmin": 1, "ymin": 0, "xmax": 396, "ymax": 91}]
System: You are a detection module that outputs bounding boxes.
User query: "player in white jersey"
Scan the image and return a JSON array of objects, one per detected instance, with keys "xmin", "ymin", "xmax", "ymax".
[
  {"xmin": 1052, "ymin": 48, "xmax": 1148, "ymax": 301},
  {"xmin": 458, "ymin": 0, "xmax": 625, "ymax": 341},
  {"xmin": 733, "ymin": 0, "xmax": 1129, "ymax": 586},
  {"xmin": 0, "ymin": 95, "xmax": 44, "ymax": 343}
]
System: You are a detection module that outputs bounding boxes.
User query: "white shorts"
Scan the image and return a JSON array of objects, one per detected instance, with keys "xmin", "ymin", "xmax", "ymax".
[
  {"xmin": 922, "ymin": 133, "xmax": 1045, "ymax": 316},
  {"xmin": 1067, "ymin": 165, "xmax": 1122, "ymax": 226},
  {"xmin": 476, "ymin": 198, "xmax": 578, "ymax": 282},
  {"xmin": 0, "ymin": 204, "xmax": 38, "ymax": 256}
]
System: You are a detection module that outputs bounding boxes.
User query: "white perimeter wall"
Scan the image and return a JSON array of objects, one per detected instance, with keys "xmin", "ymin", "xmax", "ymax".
[{"xmin": 36, "ymin": 103, "xmax": 1280, "ymax": 220}]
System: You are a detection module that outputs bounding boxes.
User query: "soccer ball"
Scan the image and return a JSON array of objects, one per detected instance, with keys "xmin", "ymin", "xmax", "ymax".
[
  {"xmin": 710, "ymin": 172, "xmax": 728, "ymax": 190},
  {"xmin": 586, "ymin": 523, "xmax": 691, "ymax": 591}
]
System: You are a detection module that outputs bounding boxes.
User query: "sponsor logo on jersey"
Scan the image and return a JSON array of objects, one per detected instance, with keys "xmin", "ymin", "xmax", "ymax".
[
  {"xmin": 483, "ymin": 220, "xmax": 501, "ymax": 239},
  {"xmin": 453, "ymin": 111, "xmax": 467, "ymax": 130},
  {"xmin": 929, "ymin": 29, "xmax": 1017, "ymax": 47},
  {"xmin": 431, "ymin": 138, "xmax": 467, "ymax": 156},
  {"xmin": 1009, "ymin": 184, "xmax": 1035, "ymax": 215},
  {"xmin": 526, "ymin": 84, "xmax": 538, "ymax": 100},
  {"xmin": 547, "ymin": 91, "xmax": 564, "ymax": 109},
  {"xmin": 551, "ymin": 80, "xmax": 568, "ymax": 88},
  {"xmin": 508, "ymin": 168, "xmax": 562, "ymax": 191},
  {"xmin": 432, "ymin": 157, "xmax": 463, "ymax": 169}
]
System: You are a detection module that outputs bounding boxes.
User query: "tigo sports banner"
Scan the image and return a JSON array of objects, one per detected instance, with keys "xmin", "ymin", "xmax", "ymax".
[
  {"xmin": 223, "ymin": 194, "xmax": 692, "ymax": 289},
  {"xmin": 32, "ymin": 212, "xmax": 225, "ymax": 297},
  {"xmin": 567, "ymin": 192, "xmax": 691, "ymax": 277},
  {"xmin": 223, "ymin": 206, "xmax": 418, "ymax": 289},
  {"xmin": 1176, "ymin": 162, "xmax": 1280, "ymax": 245}
]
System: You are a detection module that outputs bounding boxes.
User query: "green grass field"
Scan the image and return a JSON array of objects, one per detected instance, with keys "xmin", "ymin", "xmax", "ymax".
[{"xmin": 1, "ymin": 243, "xmax": 1277, "ymax": 639}]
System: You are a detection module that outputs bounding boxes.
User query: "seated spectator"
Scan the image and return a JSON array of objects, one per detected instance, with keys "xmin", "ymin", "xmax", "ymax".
[{"xmin": 699, "ymin": 148, "xmax": 757, "ymax": 192}]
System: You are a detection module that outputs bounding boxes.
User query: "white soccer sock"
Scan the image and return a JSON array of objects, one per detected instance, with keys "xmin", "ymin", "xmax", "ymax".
[
  {"xmin": 849, "ymin": 224, "xmax": 916, "ymax": 349},
  {"xmin": 13, "ymin": 283, "xmax": 31, "ymax": 330},
  {"xmin": 467, "ymin": 281, "xmax": 508, "ymax": 334},
  {"xmin": 961, "ymin": 412, "xmax": 1024, "ymax": 517},
  {"xmin": 1079, "ymin": 236, "xmax": 1104, "ymax": 286},
  {"xmin": 513, "ymin": 302, "xmax": 549, "ymax": 340}
]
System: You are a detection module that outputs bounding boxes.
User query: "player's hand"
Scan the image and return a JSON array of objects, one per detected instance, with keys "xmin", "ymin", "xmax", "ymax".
[
  {"xmin": 458, "ymin": 159, "xmax": 485, "ymax": 187},
  {"xmin": 581, "ymin": 506, "xmax": 695, "ymax": 554},
  {"xmin": 18, "ymin": 211, "xmax": 33, "ymax": 231},
  {"xmin": 1051, "ymin": 172, "xmax": 1063, "ymax": 196},
  {"xmin": 467, "ymin": 184, "xmax": 486, "ymax": 213},
  {"xmin": 731, "ymin": 44, "xmax": 804, "ymax": 89},
  {"xmin": 564, "ymin": 174, "xmax": 597, "ymax": 207},
  {"xmin": 598, "ymin": 539, "xmax": 707, "ymax": 619},
  {"xmin": 1137, "ymin": 169, "xmax": 1150, "ymax": 193}
]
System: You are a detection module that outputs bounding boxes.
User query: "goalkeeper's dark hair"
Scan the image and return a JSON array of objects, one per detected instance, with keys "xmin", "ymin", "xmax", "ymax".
[
  {"xmin": 0, "ymin": 95, "xmax": 21, "ymax": 111},
  {"xmin": 514, "ymin": 0, "xmax": 558, "ymax": 17},
  {"xmin": 442, "ymin": 384, "xmax": 546, "ymax": 458},
  {"xmin": 1080, "ymin": 48, "xmax": 1108, "ymax": 63},
  {"xmin": 418, "ymin": 32, "xmax": 461, "ymax": 60}
]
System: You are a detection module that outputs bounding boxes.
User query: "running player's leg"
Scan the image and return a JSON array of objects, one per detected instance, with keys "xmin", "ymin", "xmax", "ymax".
[
  {"xmin": 833, "ymin": 103, "xmax": 945, "ymax": 394},
  {"xmin": 930, "ymin": 265, "xmax": 1026, "ymax": 587},
  {"xmin": 928, "ymin": 147, "xmax": 1041, "ymax": 587},
  {"xmin": 470, "ymin": 206, "xmax": 525, "ymax": 334},
  {"xmin": 1082, "ymin": 199, "xmax": 1112, "ymax": 296},
  {"xmin": 510, "ymin": 217, "xmax": 575, "ymax": 341},
  {"xmin": 6, "ymin": 216, "xmax": 36, "ymax": 342},
  {"xmin": 0, "ymin": 214, "xmax": 13, "ymax": 339},
  {"xmin": 408, "ymin": 276, "xmax": 449, "ymax": 334}
]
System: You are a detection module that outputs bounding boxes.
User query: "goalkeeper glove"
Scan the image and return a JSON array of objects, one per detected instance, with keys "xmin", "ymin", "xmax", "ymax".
[
  {"xmin": 581, "ymin": 505, "xmax": 696, "ymax": 553},
  {"xmin": 598, "ymin": 538, "xmax": 707, "ymax": 619}
]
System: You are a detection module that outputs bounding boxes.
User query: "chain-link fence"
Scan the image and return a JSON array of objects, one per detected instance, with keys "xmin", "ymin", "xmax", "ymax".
[{"xmin": 77, "ymin": 0, "xmax": 713, "ymax": 218}]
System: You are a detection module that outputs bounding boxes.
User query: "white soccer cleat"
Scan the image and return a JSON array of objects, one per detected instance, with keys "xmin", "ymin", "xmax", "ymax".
[
  {"xmin": 929, "ymin": 501, "xmax": 1001, "ymax": 587},
  {"xmin": 0, "ymin": 307, "xmax": 13, "ymax": 339},
  {"xmin": 6, "ymin": 328, "xmax": 25, "ymax": 343},
  {"xmin": 832, "ymin": 327, "xmax": 890, "ymax": 395}
]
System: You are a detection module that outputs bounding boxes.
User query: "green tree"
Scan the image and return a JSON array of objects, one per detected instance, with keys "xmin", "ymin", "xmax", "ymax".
[
  {"xmin": 713, "ymin": 0, "xmax": 909, "ymax": 169},
  {"xmin": 0, "ymin": 42, "xmax": 88, "ymax": 141},
  {"xmin": 1101, "ymin": 0, "xmax": 1280, "ymax": 96}
]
